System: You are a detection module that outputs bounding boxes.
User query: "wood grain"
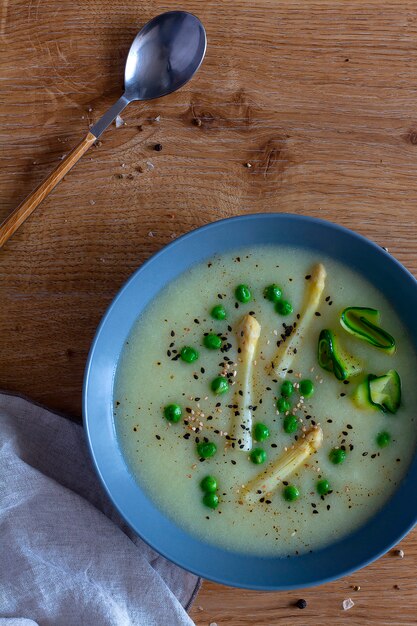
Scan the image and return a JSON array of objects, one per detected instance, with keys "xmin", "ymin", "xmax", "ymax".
[
  {"xmin": 1, "ymin": 1, "xmax": 416, "ymax": 624},
  {"xmin": 0, "ymin": 131, "xmax": 97, "ymax": 247}
]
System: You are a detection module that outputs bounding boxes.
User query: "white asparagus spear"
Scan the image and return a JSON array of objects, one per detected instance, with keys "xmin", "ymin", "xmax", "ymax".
[
  {"xmin": 240, "ymin": 426, "xmax": 323, "ymax": 503},
  {"xmin": 231, "ymin": 314, "xmax": 261, "ymax": 451},
  {"xmin": 270, "ymin": 263, "xmax": 327, "ymax": 378}
]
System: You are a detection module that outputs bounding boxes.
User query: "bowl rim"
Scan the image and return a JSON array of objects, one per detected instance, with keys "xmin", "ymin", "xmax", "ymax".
[{"xmin": 83, "ymin": 213, "xmax": 417, "ymax": 590}]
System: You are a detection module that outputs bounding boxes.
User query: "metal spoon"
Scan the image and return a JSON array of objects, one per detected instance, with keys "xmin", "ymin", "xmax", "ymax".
[{"xmin": 0, "ymin": 11, "xmax": 207, "ymax": 248}]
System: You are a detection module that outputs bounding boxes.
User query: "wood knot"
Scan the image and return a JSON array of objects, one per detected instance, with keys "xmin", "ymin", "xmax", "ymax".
[
  {"xmin": 184, "ymin": 88, "xmax": 256, "ymax": 132},
  {"xmin": 247, "ymin": 136, "xmax": 290, "ymax": 178},
  {"xmin": 407, "ymin": 130, "xmax": 417, "ymax": 145}
]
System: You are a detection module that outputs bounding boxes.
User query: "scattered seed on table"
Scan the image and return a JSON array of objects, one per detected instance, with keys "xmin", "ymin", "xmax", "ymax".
[
  {"xmin": 342, "ymin": 598, "xmax": 354, "ymax": 611},
  {"xmin": 295, "ymin": 599, "xmax": 307, "ymax": 609}
]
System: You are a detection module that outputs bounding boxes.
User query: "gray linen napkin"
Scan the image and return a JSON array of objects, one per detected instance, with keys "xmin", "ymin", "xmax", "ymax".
[{"xmin": 0, "ymin": 392, "xmax": 200, "ymax": 626}]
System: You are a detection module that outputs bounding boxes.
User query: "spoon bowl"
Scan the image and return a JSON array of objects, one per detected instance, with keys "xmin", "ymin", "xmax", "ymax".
[{"xmin": 125, "ymin": 11, "xmax": 207, "ymax": 101}]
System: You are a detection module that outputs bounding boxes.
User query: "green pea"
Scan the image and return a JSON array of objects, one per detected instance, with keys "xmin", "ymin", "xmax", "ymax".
[
  {"xmin": 283, "ymin": 415, "xmax": 298, "ymax": 434},
  {"xmin": 250, "ymin": 448, "xmax": 266, "ymax": 464},
  {"xmin": 276, "ymin": 300, "xmax": 293, "ymax": 316},
  {"xmin": 163, "ymin": 404, "xmax": 182, "ymax": 423},
  {"xmin": 276, "ymin": 397, "xmax": 291, "ymax": 413},
  {"xmin": 197, "ymin": 441, "xmax": 217, "ymax": 459},
  {"xmin": 211, "ymin": 376, "xmax": 229, "ymax": 395},
  {"xmin": 264, "ymin": 284, "xmax": 283, "ymax": 303},
  {"xmin": 376, "ymin": 431, "xmax": 391, "ymax": 448},
  {"xmin": 281, "ymin": 380, "xmax": 294, "ymax": 398},
  {"xmin": 316, "ymin": 479, "xmax": 331, "ymax": 496},
  {"xmin": 283, "ymin": 485, "xmax": 300, "ymax": 502},
  {"xmin": 329, "ymin": 448, "xmax": 346, "ymax": 465},
  {"xmin": 211, "ymin": 305, "xmax": 227, "ymax": 320},
  {"xmin": 253, "ymin": 422, "xmax": 270, "ymax": 442},
  {"xmin": 202, "ymin": 492, "xmax": 219, "ymax": 509},
  {"xmin": 235, "ymin": 284, "xmax": 252, "ymax": 303},
  {"xmin": 200, "ymin": 475, "xmax": 217, "ymax": 493},
  {"xmin": 203, "ymin": 334, "xmax": 222, "ymax": 350},
  {"xmin": 180, "ymin": 346, "xmax": 199, "ymax": 363},
  {"xmin": 299, "ymin": 379, "xmax": 314, "ymax": 398}
]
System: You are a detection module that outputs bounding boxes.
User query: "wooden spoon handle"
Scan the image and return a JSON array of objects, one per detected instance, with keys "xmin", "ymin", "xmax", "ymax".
[{"xmin": 0, "ymin": 131, "xmax": 97, "ymax": 249}]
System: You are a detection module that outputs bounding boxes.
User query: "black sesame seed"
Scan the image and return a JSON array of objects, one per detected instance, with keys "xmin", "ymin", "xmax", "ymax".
[
  {"xmin": 155, "ymin": 435, "xmax": 161, "ymax": 440},
  {"xmin": 154, "ymin": 143, "xmax": 163, "ymax": 151}
]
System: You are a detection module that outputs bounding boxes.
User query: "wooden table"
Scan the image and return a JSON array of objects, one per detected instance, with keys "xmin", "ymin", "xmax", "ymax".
[{"xmin": 1, "ymin": 1, "xmax": 416, "ymax": 623}]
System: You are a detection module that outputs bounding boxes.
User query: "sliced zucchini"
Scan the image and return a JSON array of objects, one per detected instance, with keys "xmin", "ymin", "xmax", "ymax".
[
  {"xmin": 369, "ymin": 369, "xmax": 401, "ymax": 413},
  {"xmin": 340, "ymin": 307, "xmax": 396, "ymax": 355},
  {"xmin": 318, "ymin": 329, "xmax": 363, "ymax": 381},
  {"xmin": 352, "ymin": 377, "xmax": 376, "ymax": 410},
  {"xmin": 352, "ymin": 370, "xmax": 401, "ymax": 414}
]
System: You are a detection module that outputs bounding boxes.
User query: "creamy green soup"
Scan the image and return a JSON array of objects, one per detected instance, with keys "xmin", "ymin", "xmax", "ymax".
[{"xmin": 114, "ymin": 246, "xmax": 417, "ymax": 556}]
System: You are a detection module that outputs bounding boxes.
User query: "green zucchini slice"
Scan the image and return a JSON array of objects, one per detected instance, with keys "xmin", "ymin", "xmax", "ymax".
[
  {"xmin": 352, "ymin": 377, "xmax": 375, "ymax": 410},
  {"xmin": 369, "ymin": 369, "xmax": 401, "ymax": 413},
  {"xmin": 318, "ymin": 329, "xmax": 363, "ymax": 381},
  {"xmin": 340, "ymin": 307, "xmax": 396, "ymax": 354},
  {"xmin": 352, "ymin": 370, "xmax": 401, "ymax": 414}
]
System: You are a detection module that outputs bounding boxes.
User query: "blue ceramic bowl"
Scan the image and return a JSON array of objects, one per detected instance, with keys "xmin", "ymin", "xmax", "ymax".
[{"xmin": 83, "ymin": 213, "xmax": 417, "ymax": 590}]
